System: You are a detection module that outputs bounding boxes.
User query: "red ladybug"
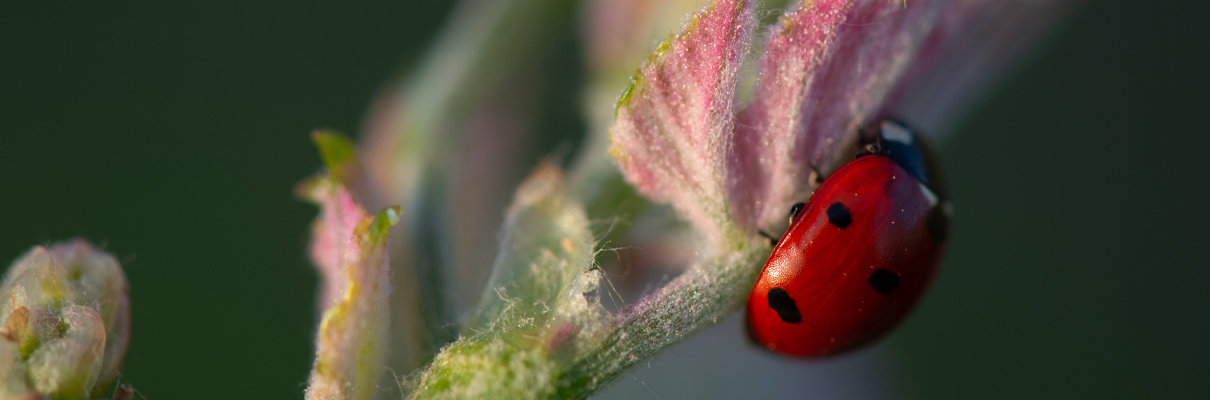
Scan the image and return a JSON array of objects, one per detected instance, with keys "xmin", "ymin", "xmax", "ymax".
[{"xmin": 746, "ymin": 120, "xmax": 951, "ymax": 357}]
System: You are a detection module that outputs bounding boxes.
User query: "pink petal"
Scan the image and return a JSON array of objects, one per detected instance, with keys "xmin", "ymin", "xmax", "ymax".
[
  {"xmin": 299, "ymin": 177, "xmax": 368, "ymax": 314},
  {"xmin": 731, "ymin": 0, "xmax": 946, "ymax": 231},
  {"xmin": 301, "ymin": 131, "xmax": 402, "ymax": 399},
  {"xmin": 610, "ymin": 0, "xmax": 757, "ymax": 242},
  {"xmin": 302, "ymin": 188, "xmax": 400, "ymax": 400}
]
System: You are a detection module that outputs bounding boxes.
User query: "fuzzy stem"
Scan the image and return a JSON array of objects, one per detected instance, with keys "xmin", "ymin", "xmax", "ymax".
[{"xmin": 553, "ymin": 242, "xmax": 766, "ymax": 398}]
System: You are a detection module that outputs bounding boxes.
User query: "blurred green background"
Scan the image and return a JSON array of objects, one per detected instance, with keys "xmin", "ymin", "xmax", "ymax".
[
  {"xmin": 894, "ymin": 1, "xmax": 1210, "ymax": 398},
  {"xmin": 0, "ymin": 1, "xmax": 1206, "ymax": 399}
]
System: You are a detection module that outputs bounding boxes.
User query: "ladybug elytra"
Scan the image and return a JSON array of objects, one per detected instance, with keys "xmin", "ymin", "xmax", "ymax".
[{"xmin": 746, "ymin": 120, "xmax": 951, "ymax": 357}]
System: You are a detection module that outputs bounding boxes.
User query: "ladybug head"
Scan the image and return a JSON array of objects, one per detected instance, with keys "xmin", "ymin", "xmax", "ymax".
[{"xmin": 857, "ymin": 119, "xmax": 937, "ymax": 191}]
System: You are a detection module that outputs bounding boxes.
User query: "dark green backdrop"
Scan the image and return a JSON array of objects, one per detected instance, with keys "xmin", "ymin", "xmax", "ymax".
[
  {"xmin": 895, "ymin": 2, "xmax": 1210, "ymax": 398},
  {"xmin": 1, "ymin": 1, "xmax": 1206, "ymax": 399}
]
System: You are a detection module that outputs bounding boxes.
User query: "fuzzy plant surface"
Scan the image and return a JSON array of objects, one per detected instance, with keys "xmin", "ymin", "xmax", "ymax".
[
  {"xmin": 290, "ymin": 0, "xmax": 1082, "ymax": 399},
  {"xmin": 0, "ymin": 240, "xmax": 131, "ymax": 400},
  {"xmin": 0, "ymin": 1, "xmax": 1082, "ymax": 399}
]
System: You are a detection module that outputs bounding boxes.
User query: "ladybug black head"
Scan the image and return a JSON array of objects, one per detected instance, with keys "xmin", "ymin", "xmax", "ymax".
[
  {"xmin": 857, "ymin": 119, "xmax": 936, "ymax": 190},
  {"xmin": 855, "ymin": 142, "xmax": 882, "ymax": 159}
]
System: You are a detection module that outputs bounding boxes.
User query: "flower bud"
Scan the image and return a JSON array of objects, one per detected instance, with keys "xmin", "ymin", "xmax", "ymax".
[{"xmin": 0, "ymin": 240, "xmax": 131, "ymax": 400}]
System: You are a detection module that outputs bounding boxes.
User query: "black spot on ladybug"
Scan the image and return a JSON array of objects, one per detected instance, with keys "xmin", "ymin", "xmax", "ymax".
[
  {"xmin": 789, "ymin": 202, "xmax": 806, "ymax": 224},
  {"xmin": 827, "ymin": 202, "xmax": 852, "ymax": 229},
  {"xmin": 927, "ymin": 204, "xmax": 949, "ymax": 243},
  {"xmin": 767, "ymin": 287, "xmax": 802, "ymax": 323},
  {"xmin": 868, "ymin": 269, "xmax": 900, "ymax": 294}
]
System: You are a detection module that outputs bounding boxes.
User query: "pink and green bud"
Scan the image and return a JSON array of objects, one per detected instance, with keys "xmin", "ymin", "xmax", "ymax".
[
  {"xmin": 301, "ymin": 131, "xmax": 402, "ymax": 400},
  {"xmin": 0, "ymin": 240, "xmax": 131, "ymax": 400}
]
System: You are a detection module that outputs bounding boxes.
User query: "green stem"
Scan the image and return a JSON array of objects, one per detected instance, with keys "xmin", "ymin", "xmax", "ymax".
[{"xmin": 553, "ymin": 243, "xmax": 766, "ymax": 398}]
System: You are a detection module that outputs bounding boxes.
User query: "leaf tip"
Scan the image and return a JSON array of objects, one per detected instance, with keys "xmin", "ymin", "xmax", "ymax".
[
  {"xmin": 368, "ymin": 206, "xmax": 402, "ymax": 243},
  {"xmin": 312, "ymin": 129, "xmax": 356, "ymax": 182},
  {"xmin": 614, "ymin": 69, "xmax": 643, "ymax": 112}
]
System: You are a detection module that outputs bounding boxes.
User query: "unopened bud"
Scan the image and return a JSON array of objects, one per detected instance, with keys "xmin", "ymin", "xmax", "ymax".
[{"xmin": 0, "ymin": 240, "xmax": 131, "ymax": 400}]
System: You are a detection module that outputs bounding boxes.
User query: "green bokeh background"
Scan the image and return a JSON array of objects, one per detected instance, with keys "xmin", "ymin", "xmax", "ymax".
[
  {"xmin": 0, "ymin": 1, "xmax": 1206, "ymax": 399},
  {"xmin": 895, "ymin": 1, "xmax": 1210, "ymax": 397}
]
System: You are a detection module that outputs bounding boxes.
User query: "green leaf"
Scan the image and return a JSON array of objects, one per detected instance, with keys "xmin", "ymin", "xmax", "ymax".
[{"xmin": 312, "ymin": 130, "xmax": 357, "ymax": 185}]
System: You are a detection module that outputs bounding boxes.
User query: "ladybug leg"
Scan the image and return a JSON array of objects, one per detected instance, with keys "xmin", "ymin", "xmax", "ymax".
[
  {"xmin": 854, "ymin": 123, "xmax": 884, "ymax": 158},
  {"xmin": 926, "ymin": 201, "xmax": 953, "ymax": 244},
  {"xmin": 758, "ymin": 230, "xmax": 778, "ymax": 247},
  {"xmin": 788, "ymin": 202, "xmax": 806, "ymax": 225},
  {"xmin": 856, "ymin": 141, "xmax": 882, "ymax": 158},
  {"xmin": 807, "ymin": 163, "xmax": 826, "ymax": 185}
]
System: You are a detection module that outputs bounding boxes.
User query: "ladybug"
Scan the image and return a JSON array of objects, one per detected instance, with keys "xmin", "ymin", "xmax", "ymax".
[{"xmin": 746, "ymin": 120, "xmax": 951, "ymax": 357}]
